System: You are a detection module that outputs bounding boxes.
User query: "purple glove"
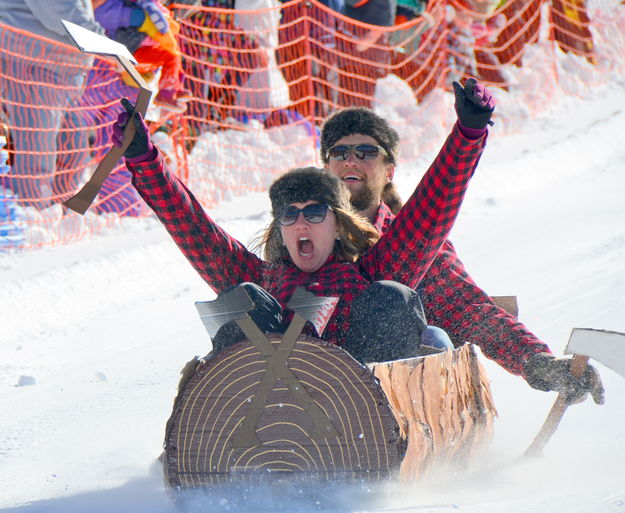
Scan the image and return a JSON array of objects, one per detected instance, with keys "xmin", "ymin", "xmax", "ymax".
[
  {"xmin": 453, "ymin": 78, "xmax": 495, "ymax": 130},
  {"xmin": 112, "ymin": 98, "xmax": 154, "ymax": 163}
]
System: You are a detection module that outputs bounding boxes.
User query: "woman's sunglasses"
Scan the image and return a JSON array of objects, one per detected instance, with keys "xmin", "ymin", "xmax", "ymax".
[
  {"xmin": 279, "ymin": 203, "xmax": 332, "ymax": 226},
  {"xmin": 326, "ymin": 143, "xmax": 388, "ymax": 161}
]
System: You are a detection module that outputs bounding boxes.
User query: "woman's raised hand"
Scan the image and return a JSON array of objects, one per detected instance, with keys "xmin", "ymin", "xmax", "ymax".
[{"xmin": 112, "ymin": 98, "xmax": 154, "ymax": 163}]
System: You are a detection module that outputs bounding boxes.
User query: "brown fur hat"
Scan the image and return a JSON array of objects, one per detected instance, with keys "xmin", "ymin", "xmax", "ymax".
[
  {"xmin": 320, "ymin": 107, "xmax": 400, "ymax": 165},
  {"xmin": 269, "ymin": 167, "xmax": 351, "ymax": 217}
]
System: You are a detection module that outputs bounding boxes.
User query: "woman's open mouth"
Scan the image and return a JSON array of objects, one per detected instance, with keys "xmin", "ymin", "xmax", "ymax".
[{"xmin": 298, "ymin": 237, "xmax": 314, "ymax": 257}]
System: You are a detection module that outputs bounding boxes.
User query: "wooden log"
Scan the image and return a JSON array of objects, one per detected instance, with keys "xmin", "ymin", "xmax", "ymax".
[
  {"xmin": 369, "ymin": 344, "xmax": 498, "ymax": 481},
  {"xmin": 163, "ymin": 334, "xmax": 402, "ymax": 488}
]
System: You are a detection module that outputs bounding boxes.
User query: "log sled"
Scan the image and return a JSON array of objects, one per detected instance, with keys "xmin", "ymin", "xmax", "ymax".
[
  {"xmin": 163, "ymin": 334, "xmax": 403, "ymax": 488},
  {"xmin": 162, "ymin": 289, "xmax": 505, "ymax": 490},
  {"xmin": 370, "ymin": 343, "xmax": 497, "ymax": 482}
]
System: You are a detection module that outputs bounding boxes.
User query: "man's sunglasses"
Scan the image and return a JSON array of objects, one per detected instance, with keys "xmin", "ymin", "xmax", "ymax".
[
  {"xmin": 279, "ymin": 203, "xmax": 332, "ymax": 226},
  {"xmin": 326, "ymin": 143, "xmax": 388, "ymax": 161}
]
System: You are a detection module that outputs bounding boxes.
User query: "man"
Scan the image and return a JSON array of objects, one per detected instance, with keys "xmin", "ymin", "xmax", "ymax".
[{"xmin": 320, "ymin": 78, "xmax": 604, "ymax": 405}]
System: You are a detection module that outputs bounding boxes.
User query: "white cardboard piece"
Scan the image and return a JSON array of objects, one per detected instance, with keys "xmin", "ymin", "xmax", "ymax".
[
  {"xmin": 61, "ymin": 19, "xmax": 137, "ymax": 64},
  {"xmin": 566, "ymin": 328, "xmax": 625, "ymax": 378}
]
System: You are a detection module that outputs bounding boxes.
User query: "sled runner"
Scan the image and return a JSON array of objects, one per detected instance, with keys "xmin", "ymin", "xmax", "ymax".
[{"xmin": 162, "ymin": 288, "xmax": 499, "ymax": 488}]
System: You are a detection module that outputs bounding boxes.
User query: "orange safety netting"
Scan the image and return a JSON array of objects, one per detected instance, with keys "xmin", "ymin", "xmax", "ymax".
[{"xmin": 0, "ymin": 0, "xmax": 599, "ymax": 252}]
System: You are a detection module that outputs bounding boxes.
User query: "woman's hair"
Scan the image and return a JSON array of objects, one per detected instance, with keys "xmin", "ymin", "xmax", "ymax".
[{"xmin": 252, "ymin": 167, "xmax": 380, "ymax": 263}]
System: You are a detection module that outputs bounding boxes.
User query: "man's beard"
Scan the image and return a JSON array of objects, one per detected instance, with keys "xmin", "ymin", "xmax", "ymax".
[{"xmin": 349, "ymin": 182, "xmax": 378, "ymax": 212}]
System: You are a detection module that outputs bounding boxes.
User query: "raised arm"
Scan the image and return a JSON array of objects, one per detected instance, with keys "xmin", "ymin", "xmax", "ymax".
[
  {"xmin": 360, "ymin": 79, "xmax": 494, "ymax": 288},
  {"xmin": 113, "ymin": 100, "xmax": 263, "ymax": 292}
]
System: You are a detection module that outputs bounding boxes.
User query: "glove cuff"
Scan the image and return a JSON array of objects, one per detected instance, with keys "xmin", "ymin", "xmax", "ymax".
[
  {"xmin": 457, "ymin": 121, "xmax": 487, "ymax": 140},
  {"xmin": 126, "ymin": 145, "xmax": 157, "ymax": 164},
  {"xmin": 523, "ymin": 352, "xmax": 556, "ymax": 391}
]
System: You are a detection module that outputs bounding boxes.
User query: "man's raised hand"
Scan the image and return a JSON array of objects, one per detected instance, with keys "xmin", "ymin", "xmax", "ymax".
[{"xmin": 452, "ymin": 78, "xmax": 496, "ymax": 130}]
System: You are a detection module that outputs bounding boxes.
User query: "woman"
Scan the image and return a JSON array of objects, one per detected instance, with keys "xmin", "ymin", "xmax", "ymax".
[{"xmin": 112, "ymin": 95, "xmax": 488, "ymax": 362}]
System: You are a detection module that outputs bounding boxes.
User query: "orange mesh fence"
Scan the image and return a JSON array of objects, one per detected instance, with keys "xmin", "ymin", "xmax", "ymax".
[
  {"xmin": 0, "ymin": 24, "xmax": 160, "ymax": 250},
  {"xmin": 0, "ymin": 0, "xmax": 605, "ymax": 252},
  {"xmin": 550, "ymin": 0, "xmax": 595, "ymax": 62}
]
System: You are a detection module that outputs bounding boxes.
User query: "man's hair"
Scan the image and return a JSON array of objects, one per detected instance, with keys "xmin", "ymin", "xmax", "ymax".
[
  {"xmin": 253, "ymin": 167, "xmax": 380, "ymax": 263},
  {"xmin": 381, "ymin": 182, "xmax": 403, "ymax": 215},
  {"xmin": 320, "ymin": 107, "xmax": 400, "ymax": 165}
]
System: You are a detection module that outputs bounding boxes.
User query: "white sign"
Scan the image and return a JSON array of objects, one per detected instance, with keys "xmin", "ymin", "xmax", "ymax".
[{"xmin": 61, "ymin": 19, "xmax": 137, "ymax": 64}]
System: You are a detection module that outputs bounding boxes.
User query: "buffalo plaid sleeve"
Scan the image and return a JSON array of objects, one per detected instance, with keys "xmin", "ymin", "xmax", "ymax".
[
  {"xmin": 128, "ymin": 150, "xmax": 263, "ymax": 292},
  {"xmin": 361, "ymin": 123, "xmax": 486, "ymax": 288},
  {"xmin": 420, "ymin": 241, "xmax": 552, "ymax": 376}
]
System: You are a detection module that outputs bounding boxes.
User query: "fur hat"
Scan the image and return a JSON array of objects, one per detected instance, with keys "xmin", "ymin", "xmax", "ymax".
[
  {"xmin": 320, "ymin": 107, "xmax": 400, "ymax": 165},
  {"xmin": 269, "ymin": 167, "xmax": 350, "ymax": 217}
]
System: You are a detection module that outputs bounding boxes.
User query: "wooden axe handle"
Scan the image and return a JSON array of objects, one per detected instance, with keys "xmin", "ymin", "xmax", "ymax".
[
  {"xmin": 63, "ymin": 56, "xmax": 152, "ymax": 215},
  {"xmin": 524, "ymin": 353, "xmax": 589, "ymax": 457}
]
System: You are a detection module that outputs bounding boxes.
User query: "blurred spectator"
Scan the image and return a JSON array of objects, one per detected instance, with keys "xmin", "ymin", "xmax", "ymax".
[
  {"xmin": 93, "ymin": 0, "xmax": 192, "ymax": 113},
  {"xmin": 490, "ymin": 0, "xmax": 540, "ymax": 68},
  {"xmin": 339, "ymin": 0, "xmax": 443, "ymax": 107},
  {"xmin": 161, "ymin": 0, "xmax": 201, "ymax": 19},
  {"xmin": 395, "ymin": 0, "xmax": 426, "ymax": 24},
  {"xmin": 445, "ymin": 1, "xmax": 509, "ymax": 89},
  {"xmin": 233, "ymin": 0, "xmax": 290, "ymax": 114},
  {"xmin": 0, "ymin": 1, "xmax": 105, "ymax": 208},
  {"xmin": 444, "ymin": 4, "xmax": 478, "ymax": 86},
  {"xmin": 182, "ymin": 0, "xmax": 264, "ymax": 132},
  {"xmin": 471, "ymin": 5, "xmax": 508, "ymax": 89},
  {"xmin": 275, "ymin": 0, "xmax": 344, "ymax": 120},
  {"xmin": 336, "ymin": 0, "xmax": 396, "ymax": 108},
  {"xmin": 390, "ymin": 0, "xmax": 437, "ymax": 103}
]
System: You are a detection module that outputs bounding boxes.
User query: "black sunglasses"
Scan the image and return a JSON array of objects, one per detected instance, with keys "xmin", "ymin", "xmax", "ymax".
[
  {"xmin": 326, "ymin": 143, "xmax": 389, "ymax": 161},
  {"xmin": 279, "ymin": 203, "xmax": 332, "ymax": 226}
]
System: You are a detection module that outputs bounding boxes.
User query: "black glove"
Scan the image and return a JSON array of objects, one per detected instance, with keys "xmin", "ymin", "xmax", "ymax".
[
  {"xmin": 452, "ymin": 77, "xmax": 495, "ymax": 129},
  {"xmin": 111, "ymin": 98, "xmax": 154, "ymax": 162},
  {"xmin": 524, "ymin": 352, "xmax": 605, "ymax": 405}
]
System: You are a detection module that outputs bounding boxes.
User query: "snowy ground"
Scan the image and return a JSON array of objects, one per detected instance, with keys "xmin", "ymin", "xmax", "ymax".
[{"xmin": 2, "ymin": 8, "xmax": 625, "ymax": 512}]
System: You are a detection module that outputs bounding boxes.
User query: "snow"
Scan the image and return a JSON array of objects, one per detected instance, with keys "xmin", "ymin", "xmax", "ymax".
[{"xmin": 2, "ymin": 3, "xmax": 625, "ymax": 511}]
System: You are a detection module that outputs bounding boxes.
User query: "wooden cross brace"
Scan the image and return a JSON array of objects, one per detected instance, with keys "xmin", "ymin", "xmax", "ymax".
[{"xmin": 230, "ymin": 314, "xmax": 342, "ymax": 448}]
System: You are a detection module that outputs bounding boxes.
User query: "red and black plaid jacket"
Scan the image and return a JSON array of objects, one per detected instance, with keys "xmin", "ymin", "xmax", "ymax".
[
  {"xmin": 373, "ymin": 204, "xmax": 551, "ymax": 376},
  {"xmin": 128, "ymin": 123, "xmax": 485, "ymax": 347}
]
